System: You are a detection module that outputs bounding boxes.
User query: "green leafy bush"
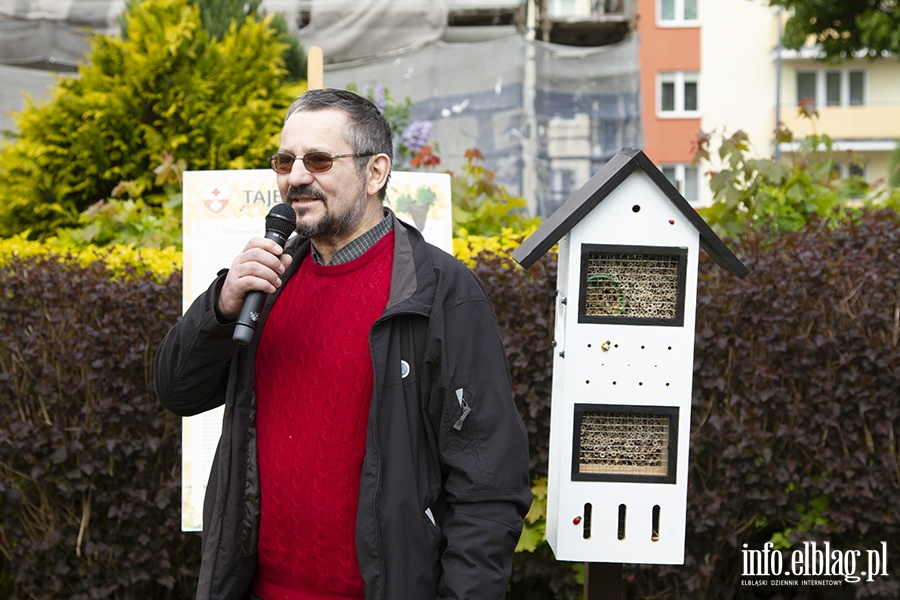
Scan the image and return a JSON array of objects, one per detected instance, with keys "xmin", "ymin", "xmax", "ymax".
[
  {"xmin": 0, "ymin": 235, "xmax": 180, "ymax": 281},
  {"xmin": 193, "ymin": 0, "xmax": 306, "ymax": 81},
  {"xmin": 0, "ymin": 0, "xmax": 300, "ymax": 239},
  {"xmin": 694, "ymin": 120, "xmax": 900, "ymax": 238},
  {"xmin": 452, "ymin": 148, "xmax": 541, "ymax": 238}
]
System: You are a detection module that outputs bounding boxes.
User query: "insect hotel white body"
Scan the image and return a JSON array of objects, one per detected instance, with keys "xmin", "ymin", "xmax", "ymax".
[{"xmin": 513, "ymin": 148, "xmax": 748, "ymax": 566}]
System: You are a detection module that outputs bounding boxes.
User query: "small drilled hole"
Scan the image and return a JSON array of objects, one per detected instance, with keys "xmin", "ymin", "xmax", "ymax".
[
  {"xmin": 651, "ymin": 505, "xmax": 661, "ymax": 542},
  {"xmin": 583, "ymin": 503, "xmax": 593, "ymax": 539}
]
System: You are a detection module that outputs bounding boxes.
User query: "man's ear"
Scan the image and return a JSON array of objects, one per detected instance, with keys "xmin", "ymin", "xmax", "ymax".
[{"xmin": 366, "ymin": 154, "xmax": 391, "ymax": 197}]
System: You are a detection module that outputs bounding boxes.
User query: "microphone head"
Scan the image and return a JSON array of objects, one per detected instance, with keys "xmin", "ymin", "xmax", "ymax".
[{"xmin": 266, "ymin": 203, "xmax": 297, "ymax": 239}]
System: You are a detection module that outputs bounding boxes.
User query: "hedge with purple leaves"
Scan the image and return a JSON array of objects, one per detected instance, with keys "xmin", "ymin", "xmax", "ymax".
[{"xmin": 2, "ymin": 208, "xmax": 898, "ymax": 598}]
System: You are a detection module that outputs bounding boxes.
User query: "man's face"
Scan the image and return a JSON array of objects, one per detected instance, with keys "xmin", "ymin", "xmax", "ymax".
[{"xmin": 276, "ymin": 108, "xmax": 370, "ymax": 240}]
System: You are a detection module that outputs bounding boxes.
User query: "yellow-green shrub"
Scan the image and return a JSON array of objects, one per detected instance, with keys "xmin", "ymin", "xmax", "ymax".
[
  {"xmin": 0, "ymin": 0, "xmax": 299, "ymax": 238},
  {"xmin": 452, "ymin": 225, "xmax": 540, "ymax": 267},
  {"xmin": 0, "ymin": 235, "xmax": 180, "ymax": 282}
]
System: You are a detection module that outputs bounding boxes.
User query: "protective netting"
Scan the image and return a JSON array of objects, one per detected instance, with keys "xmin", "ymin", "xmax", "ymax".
[
  {"xmin": 578, "ymin": 410, "xmax": 671, "ymax": 476},
  {"xmin": 584, "ymin": 251, "xmax": 680, "ymax": 319},
  {"xmin": 321, "ymin": 34, "xmax": 642, "ymax": 217},
  {"xmin": 2, "ymin": 1, "xmax": 641, "ymax": 216}
]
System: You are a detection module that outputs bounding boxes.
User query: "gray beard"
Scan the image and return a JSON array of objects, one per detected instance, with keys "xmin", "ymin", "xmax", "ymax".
[{"xmin": 289, "ymin": 186, "xmax": 369, "ymax": 240}]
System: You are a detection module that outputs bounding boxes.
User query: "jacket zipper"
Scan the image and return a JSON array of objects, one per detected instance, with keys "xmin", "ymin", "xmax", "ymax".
[{"xmin": 453, "ymin": 388, "xmax": 471, "ymax": 430}]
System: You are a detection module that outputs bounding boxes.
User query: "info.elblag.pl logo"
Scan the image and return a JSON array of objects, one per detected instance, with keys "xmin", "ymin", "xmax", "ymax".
[{"xmin": 741, "ymin": 541, "xmax": 890, "ymax": 588}]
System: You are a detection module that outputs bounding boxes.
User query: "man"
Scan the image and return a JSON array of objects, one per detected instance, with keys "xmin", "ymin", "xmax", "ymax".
[{"xmin": 154, "ymin": 88, "xmax": 532, "ymax": 600}]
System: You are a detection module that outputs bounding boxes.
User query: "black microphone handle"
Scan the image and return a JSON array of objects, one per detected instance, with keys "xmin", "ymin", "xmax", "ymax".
[{"xmin": 233, "ymin": 229, "xmax": 289, "ymax": 345}]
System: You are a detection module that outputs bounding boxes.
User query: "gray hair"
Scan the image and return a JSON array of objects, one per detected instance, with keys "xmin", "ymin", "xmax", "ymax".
[{"xmin": 285, "ymin": 89, "xmax": 393, "ymax": 199}]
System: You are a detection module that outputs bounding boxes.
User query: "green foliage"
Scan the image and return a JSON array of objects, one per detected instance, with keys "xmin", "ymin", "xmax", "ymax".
[
  {"xmin": 266, "ymin": 13, "xmax": 308, "ymax": 83},
  {"xmin": 55, "ymin": 196, "xmax": 184, "ymax": 250},
  {"xmin": 55, "ymin": 152, "xmax": 186, "ymax": 249},
  {"xmin": 768, "ymin": 0, "xmax": 900, "ymax": 61},
  {"xmin": 192, "ymin": 0, "xmax": 307, "ymax": 81},
  {"xmin": 770, "ymin": 496, "xmax": 829, "ymax": 550},
  {"xmin": 515, "ymin": 478, "xmax": 547, "ymax": 553},
  {"xmin": 193, "ymin": 0, "xmax": 262, "ymax": 36},
  {"xmin": 693, "ymin": 124, "xmax": 899, "ymax": 238},
  {"xmin": 451, "ymin": 148, "xmax": 542, "ymax": 238},
  {"xmin": 890, "ymin": 139, "xmax": 900, "ymax": 188},
  {"xmin": 0, "ymin": 0, "xmax": 300, "ymax": 239}
]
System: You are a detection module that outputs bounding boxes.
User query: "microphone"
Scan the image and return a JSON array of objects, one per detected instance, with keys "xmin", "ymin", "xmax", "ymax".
[{"xmin": 233, "ymin": 203, "xmax": 297, "ymax": 344}]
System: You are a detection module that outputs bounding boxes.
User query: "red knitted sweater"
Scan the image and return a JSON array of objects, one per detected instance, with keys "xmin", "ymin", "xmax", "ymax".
[{"xmin": 251, "ymin": 232, "xmax": 394, "ymax": 599}]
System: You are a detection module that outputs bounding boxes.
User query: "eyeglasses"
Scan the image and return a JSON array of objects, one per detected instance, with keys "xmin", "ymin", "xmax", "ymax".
[{"xmin": 269, "ymin": 151, "xmax": 375, "ymax": 174}]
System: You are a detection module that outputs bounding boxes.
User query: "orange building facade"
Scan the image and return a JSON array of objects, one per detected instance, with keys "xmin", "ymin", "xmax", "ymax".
[{"xmin": 636, "ymin": 0, "xmax": 702, "ymax": 203}]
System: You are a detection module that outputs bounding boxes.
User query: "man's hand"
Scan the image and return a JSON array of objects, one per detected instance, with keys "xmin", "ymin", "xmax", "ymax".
[{"xmin": 217, "ymin": 238, "xmax": 293, "ymax": 320}]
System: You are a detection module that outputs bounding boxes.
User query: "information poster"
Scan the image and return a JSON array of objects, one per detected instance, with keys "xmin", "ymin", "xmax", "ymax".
[{"xmin": 180, "ymin": 168, "xmax": 452, "ymax": 531}]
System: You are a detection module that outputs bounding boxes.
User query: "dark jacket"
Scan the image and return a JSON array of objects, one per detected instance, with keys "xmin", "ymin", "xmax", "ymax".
[{"xmin": 154, "ymin": 212, "xmax": 532, "ymax": 600}]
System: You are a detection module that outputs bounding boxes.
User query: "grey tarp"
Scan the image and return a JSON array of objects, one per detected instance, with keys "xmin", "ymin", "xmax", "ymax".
[
  {"xmin": 316, "ymin": 34, "xmax": 642, "ymax": 215},
  {"xmin": 1, "ymin": 0, "xmax": 641, "ymax": 216}
]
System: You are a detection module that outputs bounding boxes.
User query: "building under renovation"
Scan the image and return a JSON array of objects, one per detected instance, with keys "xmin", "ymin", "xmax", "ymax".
[{"xmin": 0, "ymin": 0, "xmax": 643, "ymax": 217}]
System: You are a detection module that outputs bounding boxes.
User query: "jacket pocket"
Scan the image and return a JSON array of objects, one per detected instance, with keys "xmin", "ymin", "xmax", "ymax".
[
  {"xmin": 421, "ymin": 507, "xmax": 443, "ymax": 574},
  {"xmin": 444, "ymin": 387, "xmax": 485, "ymax": 473}
]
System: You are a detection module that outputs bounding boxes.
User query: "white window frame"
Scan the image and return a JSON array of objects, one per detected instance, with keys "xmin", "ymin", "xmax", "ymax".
[
  {"xmin": 836, "ymin": 160, "xmax": 867, "ymax": 179},
  {"xmin": 657, "ymin": 0, "xmax": 698, "ymax": 26},
  {"xmin": 546, "ymin": 0, "xmax": 588, "ymax": 17},
  {"xmin": 661, "ymin": 163, "xmax": 701, "ymax": 204},
  {"xmin": 795, "ymin": 69, "xmax": 866, "ymax": 108},
  {"xmin": 657, "ymin": 71, "xmax": 700, "ymax": 117}
]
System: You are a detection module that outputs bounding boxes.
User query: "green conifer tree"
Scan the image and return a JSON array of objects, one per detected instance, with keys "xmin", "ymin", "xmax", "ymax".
[{"xmin": 0, "ymin": 0, "xmax": 300, "ymax": 238}]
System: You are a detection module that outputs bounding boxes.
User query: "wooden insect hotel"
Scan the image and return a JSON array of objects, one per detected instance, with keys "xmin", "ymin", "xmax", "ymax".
[{"xmin": 512, "ymin": 147, "xmax": 749, "ymax": 565}]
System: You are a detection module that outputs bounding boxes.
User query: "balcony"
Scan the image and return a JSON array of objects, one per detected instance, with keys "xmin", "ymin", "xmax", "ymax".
[
  {"xmin": 537, "ymin": 0, "xmax": 635, "ymax": 47},
  {"xmin": 779, "ymin": 104, "xmax": 900, "ymax": 149}
]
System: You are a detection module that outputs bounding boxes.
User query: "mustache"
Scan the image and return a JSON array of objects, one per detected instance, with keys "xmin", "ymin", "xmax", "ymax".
[{"xmin": 285, "ymin": 185, "xmax": 327, "ymax": 202}]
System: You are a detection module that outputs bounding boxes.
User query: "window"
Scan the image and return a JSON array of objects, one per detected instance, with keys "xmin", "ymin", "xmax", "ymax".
[
  {"xmin": 797, "ymin": 72, "xmax": 816, "ymax": 105},
  {"xmin": 796, "ymin": 69, "xmax": 866, "ymax": 107},
  {"xmin": 826, "ymin": 71, "xmax": 841, "ymax": 106},
  {"xmin": 835, "ymin": 160, "xmax": 866, "ymax": 179},
  {"xmin": 550, "ymin": 168, "xmax": 576, "ymax": 210},
  {"xmin": 662, "ymin": 164, "xmax": 700, "ymax": 203},
  {"xmin": 658, "ymin": 0, "xmax": 697, "ymax": 24},
  {"xmin": 547, "ymin": 0, "xmax": 580, "ymax": 17},
  {"xmin": 849, "ymin": 71, "xmax": 865, "ymax": 106},
  {"xmin": 658, "ymin": 72, "xmax": 699, "ymax": 116}
]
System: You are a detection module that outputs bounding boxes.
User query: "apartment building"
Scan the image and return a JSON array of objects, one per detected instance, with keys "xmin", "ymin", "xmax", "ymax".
[
  {"xmin": 776, "ymin": 49, "xmax": 900, "ymax": 183},
  {"xmin": 638, "ymin": 0, "xmax": 900, "ymax": 206},
  {"xmin": 636, "ymin": 0, "xmax": 702, "ymax": 203}
]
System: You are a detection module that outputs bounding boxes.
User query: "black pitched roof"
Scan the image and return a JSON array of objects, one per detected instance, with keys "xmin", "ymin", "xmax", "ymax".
[{"xmin": 511, "ymin": 147, "xmax": 750, "ymax": 278}]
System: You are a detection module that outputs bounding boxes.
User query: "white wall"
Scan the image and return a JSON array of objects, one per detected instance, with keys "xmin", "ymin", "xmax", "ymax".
[{"xmin": 698, "ymin": 0, "xmax": 779, "ymax": 204}]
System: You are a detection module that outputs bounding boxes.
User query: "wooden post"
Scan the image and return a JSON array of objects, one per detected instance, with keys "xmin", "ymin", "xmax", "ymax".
[
  {"xmin": 307, "ymin": 45, "xmax": 324, "ymax": 90},
  {"xmin": 583, "ymin": 562, "xmax": 623, "ymax": 600}
]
